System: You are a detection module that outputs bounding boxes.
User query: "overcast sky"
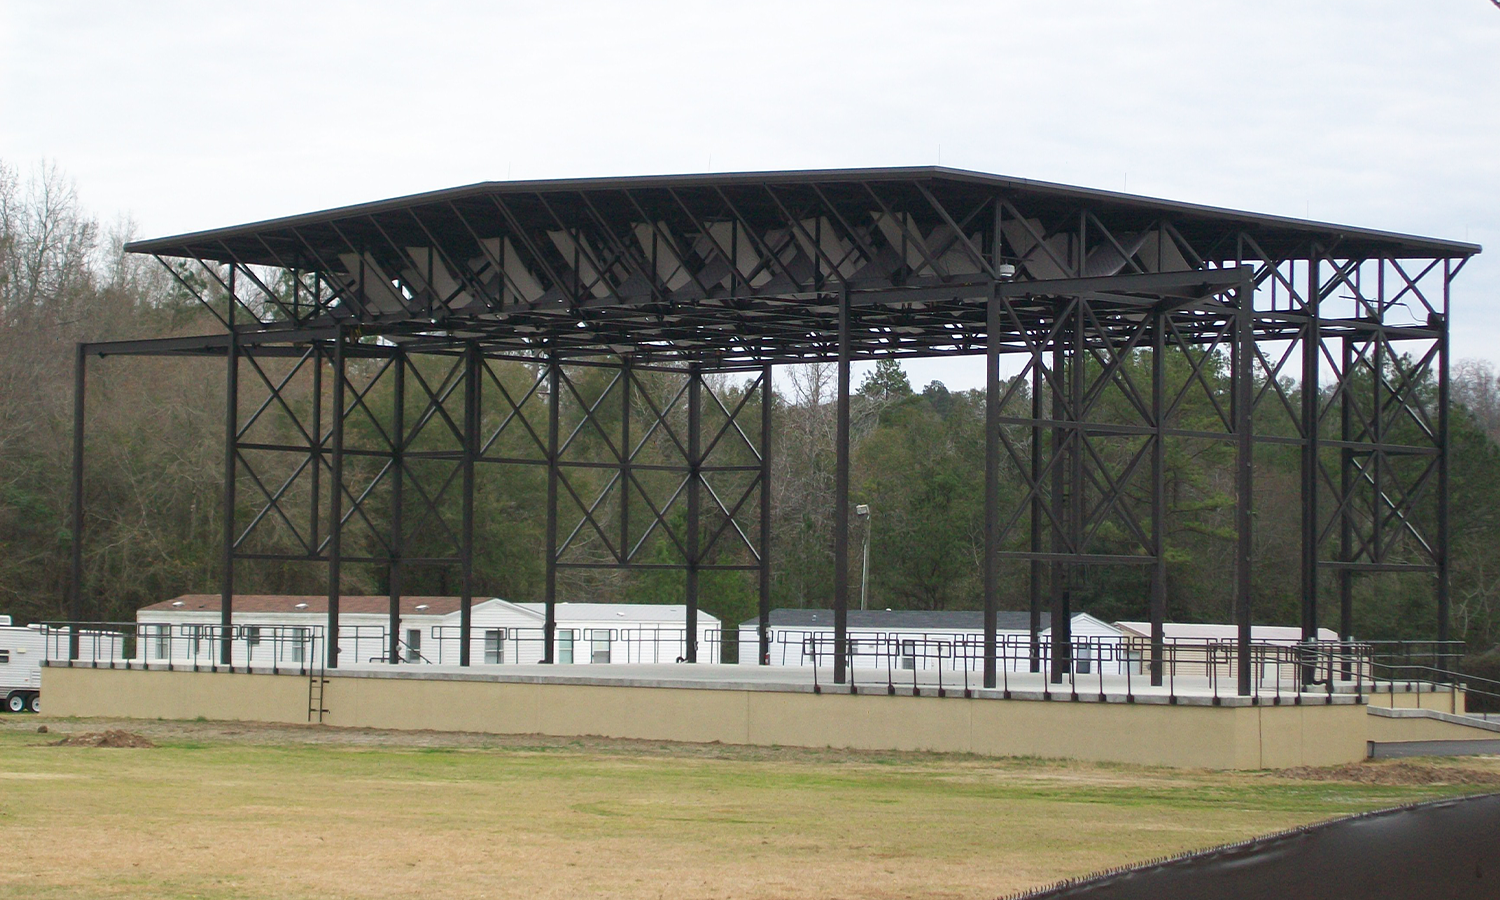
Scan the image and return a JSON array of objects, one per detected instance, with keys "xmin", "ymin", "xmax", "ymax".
[{"xmin": 2, "ymin": 1, "xmax": 1497, "ymax": 390}]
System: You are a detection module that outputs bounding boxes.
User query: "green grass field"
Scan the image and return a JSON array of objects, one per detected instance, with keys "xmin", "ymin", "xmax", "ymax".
[{"xmin": 1, "ymin": 717, "xmax": 1496, "ymax": 900}]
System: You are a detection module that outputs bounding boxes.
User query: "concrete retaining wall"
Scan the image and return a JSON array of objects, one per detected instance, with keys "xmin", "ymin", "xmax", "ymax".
[{"xmin": 41, "ymin": 666, "xmax": 1369, "ymax": 769}]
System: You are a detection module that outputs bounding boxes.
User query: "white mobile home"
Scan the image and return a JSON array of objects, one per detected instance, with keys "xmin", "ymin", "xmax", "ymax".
[
  {"xmin": 135, "ymin": 595, "xmax": 720, "ymax": 667},
  {"xmin": 740, "ymin": 608, "xmax": 1125, "ymax": 674}
]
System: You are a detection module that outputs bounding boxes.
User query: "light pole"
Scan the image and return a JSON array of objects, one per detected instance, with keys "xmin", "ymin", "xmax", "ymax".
[{"xmin": 855, "ymin": 504, "xmax": 871, "ymax": 611}]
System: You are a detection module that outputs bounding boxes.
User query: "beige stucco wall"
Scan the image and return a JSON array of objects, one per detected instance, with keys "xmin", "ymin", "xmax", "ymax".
[
  {"xmin": 44, "ymin": 666, "xmax": 310, "ymax": 724},
  {"xmin": 42, "ymin": 666, "xmax": 1370, "ymax": 769}
]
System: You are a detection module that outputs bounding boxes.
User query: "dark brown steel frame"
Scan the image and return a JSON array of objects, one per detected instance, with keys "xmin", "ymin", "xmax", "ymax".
[{"xmin": 64, "ymin": 169, "xmax": 1474, "ymax": 696}]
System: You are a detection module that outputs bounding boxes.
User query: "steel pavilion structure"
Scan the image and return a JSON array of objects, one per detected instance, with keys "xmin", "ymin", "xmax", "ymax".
[{"xmin": 69, "ymin": 167, "xmax": 1478, "ymax": 696}]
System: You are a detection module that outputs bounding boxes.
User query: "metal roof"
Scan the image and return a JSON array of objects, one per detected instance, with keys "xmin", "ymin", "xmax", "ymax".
[
  {"xmin": 120, "ymin": 167, "xmax": 1478, "ymax": 366},
  {"xmin": 140, "ymin": 594, "xmax": 469, "ymax": 616},
  {"xmin": 746, "ymin": 608, "xmax": 1034, "ymax": 631},
  {"xmin": 127, "ymin": 167, "xmax": 1478, "ymax": 261}
]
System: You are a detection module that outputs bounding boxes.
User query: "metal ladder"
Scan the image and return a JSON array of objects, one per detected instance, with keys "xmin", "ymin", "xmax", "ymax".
[{"xmin": 307, "ymin": 659, "xmax": 329, "ymax": 724}]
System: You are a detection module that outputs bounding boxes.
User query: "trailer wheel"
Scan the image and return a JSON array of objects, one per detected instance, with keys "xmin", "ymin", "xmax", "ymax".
[
  {"xmin": 27, "ymin": 694, "xmax": 40, "ymax": 714},
  {"xmin": 5, "ymin": 693, "xmax": 23, "ymax": 713}
]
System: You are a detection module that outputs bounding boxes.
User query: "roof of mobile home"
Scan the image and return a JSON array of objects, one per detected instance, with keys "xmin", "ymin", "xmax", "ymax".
[
  {"xmin": 743, "ymin": 609, "xmax": 1122, "ymax": 632},
  {"xmin": 140, "ymin": 595, "xmax": 717, "ymax": 624},
  {"xmin": 141, "ymin": 595, "xmax": 466, "ymax": 616},
  {"xmin": 1115, "ymin": 622, "xmax": 1340, "ymax": 642}
]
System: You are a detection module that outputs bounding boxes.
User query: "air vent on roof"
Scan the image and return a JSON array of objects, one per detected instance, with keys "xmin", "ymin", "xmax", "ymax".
[
  {"xmin": 294, "ymin": 602, "xmax": 309, "ymax": 610},
  {"xmin": 415, "ymin": 604, "xmax": 429, "ymax": 611},
  {"xmin": 171, "ymin": 600, "xmax": 184, "ymax": 607}
]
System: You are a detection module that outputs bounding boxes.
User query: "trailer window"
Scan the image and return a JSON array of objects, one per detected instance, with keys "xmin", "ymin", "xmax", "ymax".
[
  {"xmin": 153, "ymin": 625, "xmax": 171, "ymax": 660},
  {"xmin": 484, "ymin": 630, "xmax": 504, "ymax": 664},
  {"xmin": 590, "ymin": 631, "xmax": 611, "ymax": 664},
  {"xmin": 0, "ymin": 649, "xmax": 8, "ymax": 664},
  {"xmin": 405, "ymin": 629, "xmax": 422, "ymax": 663},
  {"xmin": 288, "ymin": 627, "xmax": 308, "ymax": 664},
  {"xmin": 557, "ymin": 629, "xmax": 574, "ymax": 664}
]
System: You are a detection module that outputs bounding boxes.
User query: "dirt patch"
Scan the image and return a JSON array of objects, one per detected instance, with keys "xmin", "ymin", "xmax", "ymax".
[
  {"xmin": 49, "ymin": 730, "xmax": 156, "ymax": 749},
  {"xmin": 1279, "ymin": 760, "xmax": 1500, "ymax": 786}
]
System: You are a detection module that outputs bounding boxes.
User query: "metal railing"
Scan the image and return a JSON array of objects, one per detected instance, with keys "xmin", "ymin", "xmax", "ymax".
[
  {"xmin": 767, "ymin": 629, "xmax": 1376, "ymax": 704},
  {"xmin": 424, "ymin": 625, "xmax": 724, "ymax": 666},
  {"xmin": 39, "ymin": 621, "xmax": 326, "ymax": 677}
]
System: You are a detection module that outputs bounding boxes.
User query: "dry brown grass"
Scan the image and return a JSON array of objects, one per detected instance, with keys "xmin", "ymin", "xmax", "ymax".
[{"xmin": 0, "ymin": 717, "xmax": 1491, "ymax": 900}]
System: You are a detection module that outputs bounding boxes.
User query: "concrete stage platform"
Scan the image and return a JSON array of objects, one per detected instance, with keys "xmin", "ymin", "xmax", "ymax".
[{"xmin": 39, "ymin": 662, "xmax": 1469, "ymax": 770}]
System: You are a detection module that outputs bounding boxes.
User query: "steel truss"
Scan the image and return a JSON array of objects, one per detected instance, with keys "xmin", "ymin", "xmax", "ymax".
[{"xmin": 63, "ymin": 169, "xmax": 1473, "ymax": 695}]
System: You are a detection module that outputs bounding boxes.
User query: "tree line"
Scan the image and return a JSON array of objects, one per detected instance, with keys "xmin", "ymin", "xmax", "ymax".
[{"xmin": 4, "ymin": 161, "xmax": 1500, "ymax": 657}]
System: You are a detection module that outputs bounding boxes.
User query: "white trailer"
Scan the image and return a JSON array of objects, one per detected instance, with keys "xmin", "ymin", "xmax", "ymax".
[{"xmin": 0, "ymin": 616, "xmax": 43, "ymax": 713}]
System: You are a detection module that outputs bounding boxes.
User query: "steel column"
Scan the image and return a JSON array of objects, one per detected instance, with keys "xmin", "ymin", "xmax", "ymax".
[
  {"xmin": 833, "ymin": 285, "xmax": 851, "ymax": 683},
  {"xmin": 620, "ymin": 358, "xmax": 631, "ymax": 563},
  {"xmin": 1234, "ymin": 277, "xmax": 1254, "ymax": 696},
  {"xmin": 221, "ymin": 325, "xmax": 238, "ymax": 666},
  {"xmin": 1150, "ymin": 308, "xmax": 1166, "ymax": 686},
  {"xmin": 388, "ymin": 348, "xmax": 404, "ymax": 665},
  {"xmin": 1029, "ymin": 338, "xmax": 1042, "ymax": 673},
  {"xmin": 69, "ymin": 343, "xmax": 85, "ymax": 661},
  {"xmin": 1437, "ymin": 263, "xmax": 1452, "ymax": 671},
  {"xmin": 1049, "ymin": 308, "xmax": 1068, "ymax": 684},
  {"xmin": 983, "ymin": 285, "xmax": 1001, "ymax": 689},
  {"xmin": 1301, "ymin": 255, "xmax": 1321, "ymax": 684},
  {"xmin": 1339, "ymin": 337, "xmax": 1355, "ymax": 655},
  {"xmin": 459, "ymin": 342, "xmax": 478, "ymax": 667},
  {"xmin": 685, "ymin": 363, "xmax": 702, "ymax": 664},
  {"xmin": 758, "ymin": 363, "xmax": 773, "ymax": 666},
  {"xmin": 309, "ymin": 346, "xmax": 321, "ymax": 554},
  {"xmin": 326, "ymin": 329, "xmax": 345, "ymax": 669},
  {"xmin": 543, "ymin": 356, "xmax": 559, "ymax": 663}
]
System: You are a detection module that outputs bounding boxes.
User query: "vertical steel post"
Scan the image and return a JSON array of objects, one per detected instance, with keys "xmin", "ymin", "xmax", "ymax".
[
  {"xmin": 1372, "ymin": 266, "xmax": 1385, "ymax": 569},
  {"xmin": 758, "ymin": 363, "xmax": 773, "ymax": 666},
  {"xmin": 543, "ymin": 356, "xmax": 559, "ymax": 663},
  {"xmin": 1150, "ymin": 308, "xmax": 1166, "ymax": 686},
  {"xmin": 1437, "ymin": 261, "xmax": 1452, "ymax": 671},
  {"xmin": 983, "ymin": 285, "xmax": 1001, "ymax": 689},
  {"xmin": 1049, "ymin": 305, "xmax": 1068, "ymax": 684},
  {"xmin": 326, "ymin": 328, "xmax": 345, "ymax": 669},
  {"xmin": 1340, "ymin": 337, "xmax": 1354, "ymax": 658},
  {"xmin": 388, "ymin": 348, "xmax": 404, "ymax": 665},
  {"xmin": 1234, "ymin": 277, "xmax": 1255, "ymax": 696},
  {"xmin": 834, "ymin": 285, "xmax": 851, "ymax": 683},
  {"xmin": 1029, "ymin": 333, "xmax": 1042, "ymax": 673},
  {"xmin": 1063, "ymin": 298, "xmax": 1084, "ymax": 679},
  {"xmin": 459, "ymin": 343, "xmax": 478, "ymax": 666},
  {"xmin": 221, "ymin": 324, "xmax": 238, "ymax": 667},
  {"xmin": 1302, "ymin": 255, "xmax": 1321, "ymax": 684},
  {"xmin": 69, "ymin": 344, "xmax": 86, "ymax": 661},
  {"xmin": 620, "ymin": 357, "xmax": 631, "ymax": 563},
  {"xmin": 686, "ymin": 363, "xmax": 702, "ymax": 663},
  {"xmin": 310, "ymin": 345, "xmax": 321, "ymax": 554}
]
